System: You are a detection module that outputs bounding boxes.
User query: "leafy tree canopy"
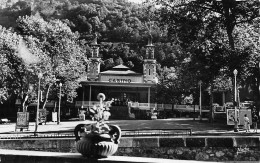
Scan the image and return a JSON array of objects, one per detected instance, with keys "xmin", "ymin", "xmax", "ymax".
[{"xmin": 0, "ymin": 0, "xmax": 259, "ymax": 106}]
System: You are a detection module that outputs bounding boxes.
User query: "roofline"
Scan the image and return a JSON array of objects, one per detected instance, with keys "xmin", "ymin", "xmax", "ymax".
[
  {"xmin": 99, "ymin": 73, "xmax": 143, "ymax": 76},
  {"xmin": 80, "ymin": 81, "xmax": 155, "ymax": 87}
]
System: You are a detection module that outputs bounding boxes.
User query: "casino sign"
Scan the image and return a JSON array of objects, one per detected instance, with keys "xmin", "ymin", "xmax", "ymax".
[{"xmin": 108, "ymin": 78, "xmax": 131, "ymax": 83}]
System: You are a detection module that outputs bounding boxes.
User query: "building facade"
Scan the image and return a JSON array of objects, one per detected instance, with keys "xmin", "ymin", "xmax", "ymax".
[{"xmin": 75, "ymin": 35, "xmax": 158, "ymax": 119}]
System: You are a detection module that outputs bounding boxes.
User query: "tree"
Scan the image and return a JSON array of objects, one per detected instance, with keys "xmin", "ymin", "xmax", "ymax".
[
  {"xmin": 115, "ymin": 57, "xmax": 124, "ymax": 65},
  {"xmin": 156, "ymin": 0, "xmax": 259, "ymax": 122},
  {"xmin": 156, "ymin": 66, "xmax": 178, "ymax": 104},
  {"xmin": 156, "ymin": 66, "xmax": 197, "ymax": 104},
  {"xmin": 126, "ymin": 61, "xmax": 134, "ymax": 69},
  {"xmin": 233, "ymin": 18, "xmax": 260, "ymax": 103},
  {"xmin": 157, "ymin": 0, "xmax": 259, "ymax": 80},
  {"xmin": 15, "ymin": 15, "xmax": 88, "ymax": 114},
  {"xmin": 0, "ymin": 25, "xmax": 47, "ymax": 112},
  {"xmin": 158, "ymin": 0, "xmax": 259, "ymax": 49},
  {"xmin": 101, "ymin": 58, "xmax": 115, "ymax": 71},
  {"xmin": 0, "ymin": 1, "xmax": 31, "ymax": 28}
]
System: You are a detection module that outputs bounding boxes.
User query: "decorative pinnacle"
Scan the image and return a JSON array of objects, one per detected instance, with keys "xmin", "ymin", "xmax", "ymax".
[
  {"xmin": 93, "ymin": 32, "xmax": 98, "ymax": 45},
  {"xmin": 148, "ymin": 33, "xmax": 153, "ymax": 46}
]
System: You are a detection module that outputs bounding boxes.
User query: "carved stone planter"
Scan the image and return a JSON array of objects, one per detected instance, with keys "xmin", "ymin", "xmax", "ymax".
[{"xmin": 75, "ymin": 125, "xmax": 121, "ymax": 158}]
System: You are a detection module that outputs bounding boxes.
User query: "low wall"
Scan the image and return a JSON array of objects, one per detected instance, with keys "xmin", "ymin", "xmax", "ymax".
[
  {"xmin": 0, "ymin": 136, "xmax": 259, "ymax": 161},
  {"xmin": 0, "ymin": 149, "xmax": 182, "ymax": 163}
]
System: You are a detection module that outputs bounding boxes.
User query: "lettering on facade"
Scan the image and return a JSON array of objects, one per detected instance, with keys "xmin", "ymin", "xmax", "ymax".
[{"xmin": 109, "ymin": 78, "xmax": 131, "ymax": 83}]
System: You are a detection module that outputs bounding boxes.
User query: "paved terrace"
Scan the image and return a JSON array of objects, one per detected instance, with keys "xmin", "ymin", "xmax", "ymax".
[
  {"xmin": 0, "ymin": 118, "xmax": 258, "ymax": 135},
  {"xmin": 0, "ymin": 119, "xmax": 259, "ymax": 162}
]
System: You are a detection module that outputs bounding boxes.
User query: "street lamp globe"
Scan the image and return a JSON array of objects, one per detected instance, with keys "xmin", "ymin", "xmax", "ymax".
[
  {"xmin": 198, "ymin": 80, "xmax": 202, "ymax": 85},
  {"xmin": 38, "ymin": 72, "xmax": 43, "ymax": 79},
  {"xmin": 29, "ymin": 85, "xmax": 33, "ymax": 91},
  {"xmin": 233, "ymin": 69, "xmax": 238, "ymax": 76},
  {"xmin": 59, "ymin": 82, "xmax": 62, "ymax": 87}
]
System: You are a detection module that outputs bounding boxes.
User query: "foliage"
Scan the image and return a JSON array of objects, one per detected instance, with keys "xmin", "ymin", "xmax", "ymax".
[
  {"xmin": 0, "ymin": 14, "xmax": 87, "ymax": 112},
  {"xmin": 156, "ymin": 66, "xmax": 197, "ymax": 104},
  {"xmin": 0, "ymin": 0, "xmax": 259, "ymax": 108},
  {"xmin": 16, "ymin": 15, "xmax": 88, "ymax": 104},
  {"xmin": 0, "ymin": 26, "xmax": 44, "ymax": 107},
  {"xmin": 156, "ymin": 0, "xmax": 259, "ymax": 103},
  {"xmin": 213, "ymin": 71, "xmax": 233, "ymax": 91},
  {"xmin": 233, "ymin": 18, "xmax": 260, "ymax": 100},
  {"xmin": 0, "ymin": 0, "xmax": 167, "ymax": 72}
]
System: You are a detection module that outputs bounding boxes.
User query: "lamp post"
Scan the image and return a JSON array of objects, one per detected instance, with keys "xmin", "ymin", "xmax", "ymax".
[
  {"xmin": 57, "ymin": 82, "xmax": 62, "ymax": 125},
  {"xmin": 34, "ymin": 72, "xmax": 43, "ymax": 135},
  {"xmin": 233, "ymin": 69, "xmax": 238, "ymax": 132},
  {"xmin": 198, "ymin": 80, "xmax": 202, "ymax": 121}
]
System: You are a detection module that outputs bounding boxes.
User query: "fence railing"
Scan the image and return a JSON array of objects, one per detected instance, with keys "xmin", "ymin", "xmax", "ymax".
[
  {"xmin": 0, "ymin": 131, "xmax": 74, "ymax": 139},
  {"xmin": 76, "ymin": 101, "xmax": 210, "ymax": 112},
  {"xmin": 122, "ymin": 128, "xmax": 192, "ymax": 137},
  {"xmin": 0, "ymin": 128, "xmax": 192, "ymax": 139}
]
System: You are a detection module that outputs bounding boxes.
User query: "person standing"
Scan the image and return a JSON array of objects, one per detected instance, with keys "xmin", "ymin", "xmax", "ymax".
[
  {"xmin": 252, "ymin": 113, "xmax": 258, "ymax": 133},
  {"xmin": 244, "ymin": 114, "xmax": 250, "ymax": 132}
]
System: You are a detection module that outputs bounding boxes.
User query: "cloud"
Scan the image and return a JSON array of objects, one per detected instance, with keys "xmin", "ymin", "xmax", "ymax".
[{"xmin": 16, "ymin": 39, "xmax": 40, "ymax": 64}]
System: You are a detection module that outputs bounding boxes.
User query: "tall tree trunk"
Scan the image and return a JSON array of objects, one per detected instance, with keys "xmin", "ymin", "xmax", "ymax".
[
  {"xmin": 222, "ymin": 0, "xmax": 236, "ymax": 50},
  {"xmin": 256, "ymin": 63, "xmax": 260, "ymax": 111},
  {"xmin": 42, "ymin": 84, "xmax": 51, "ymax": 110},
  {"xmin": 226, "ymin": 27, "xmax": 235, "ymax": 50},
  {"xmin": 209, "ymin": 82, "xmax": 214, "ymax": 123},
  {"xmin": 22, "ymin": 93, "xmax": 28, "ymax": 112}
]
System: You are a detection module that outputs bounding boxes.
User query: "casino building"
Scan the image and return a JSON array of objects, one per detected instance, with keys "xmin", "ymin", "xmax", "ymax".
[{"xmin": 75, "ymin": 36, "xmax": 158, "ymax": 119}]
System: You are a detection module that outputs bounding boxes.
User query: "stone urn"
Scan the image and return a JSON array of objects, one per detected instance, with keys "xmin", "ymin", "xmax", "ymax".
[{"xmin": 74, "ymin": 124, "xmax": 121, "ymax": 158}]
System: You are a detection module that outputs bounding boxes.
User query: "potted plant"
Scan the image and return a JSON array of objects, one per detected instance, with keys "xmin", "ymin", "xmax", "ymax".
[{"xmin": 74, "ymin": 93, "xmax": 121, "ymax": 158}]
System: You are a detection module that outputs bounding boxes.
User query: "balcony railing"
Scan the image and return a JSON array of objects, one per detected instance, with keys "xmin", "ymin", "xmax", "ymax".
[{"xmin": 76, "ymin": 101, "xmax": 210, "ymax": 112}]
